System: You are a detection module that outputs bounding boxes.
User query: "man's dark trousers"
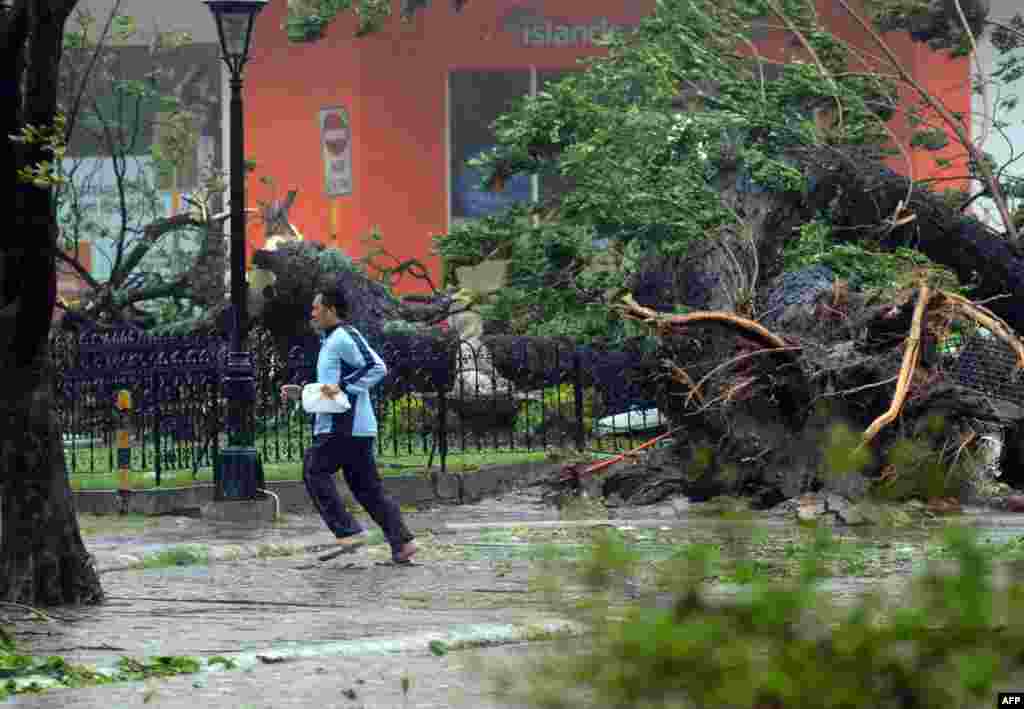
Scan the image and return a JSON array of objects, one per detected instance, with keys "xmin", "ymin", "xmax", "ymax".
[{"xmin": 303, "ymin": 434, "xmax": 414, "ymax": 553}]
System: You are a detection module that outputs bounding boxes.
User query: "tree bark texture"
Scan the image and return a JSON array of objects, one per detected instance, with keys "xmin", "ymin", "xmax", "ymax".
[
  {"xmin": 825, "ymin": 163, "xmax": 1024, "ymax": 337},
  {"xmin": 1, "ymin": 0, "xmax": 104, "ymax": 606},
  {"xmin": 0, "ymin": 351, "xmax": 103, "ymax": 606}
]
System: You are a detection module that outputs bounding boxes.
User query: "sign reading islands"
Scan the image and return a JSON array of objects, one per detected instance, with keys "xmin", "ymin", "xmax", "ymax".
[
  {"xmin": 319, "ymin": 106, "xmax": 352, "ymax": 196},
  {"xmin": 500, "ymin": 4, "xmax": 637, "ymax": 48}
]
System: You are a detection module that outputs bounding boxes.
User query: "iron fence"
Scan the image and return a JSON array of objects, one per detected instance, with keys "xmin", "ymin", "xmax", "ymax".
[
  {"xmin": 53, "ymin": 323, "xmax": 1024, "ymax": 489},
  {"xmin": 945, "ymin": 331, "xmax": 1024, "ymax": 407},
  {"xmin": 51, "ymin": 327, "xmax": 667, "ymax": 487}
]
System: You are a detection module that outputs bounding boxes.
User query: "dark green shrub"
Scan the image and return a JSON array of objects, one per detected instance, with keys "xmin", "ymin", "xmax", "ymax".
[
  {"xmin": 497, "ymin": 526, "xmax": 1024, "ymax": 709},
  {"xmin": 515, "ymin": 384, "xmax": 596, "ymax": 437}
]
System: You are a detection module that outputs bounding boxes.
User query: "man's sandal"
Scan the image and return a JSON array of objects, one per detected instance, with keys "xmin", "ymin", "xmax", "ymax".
[
  {"xmin": 317, "ymin": 534, "xmax": 368, "ymax": 562},
  {"xmin": 392, "ymin": 541, "xmax": 418, "ymax": 565}
]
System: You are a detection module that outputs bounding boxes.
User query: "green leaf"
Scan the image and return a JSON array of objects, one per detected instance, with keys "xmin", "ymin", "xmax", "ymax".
[
  {"xmin": 207, "ymin": 656, "xmax": 237, "ymax": 670},
  {"xmin": 111, "ymin": 14, "xmax": 137, "ymax": 41}
]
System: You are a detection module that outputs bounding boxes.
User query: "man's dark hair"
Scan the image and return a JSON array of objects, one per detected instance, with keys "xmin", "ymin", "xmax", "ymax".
[{"xmin": 318, "ymin": 287, "xmax": 349, "ymax": 319}]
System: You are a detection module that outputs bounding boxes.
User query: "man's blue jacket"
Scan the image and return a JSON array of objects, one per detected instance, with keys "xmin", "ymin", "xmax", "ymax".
[{"xmin": 313, "ymin": 324, "xmax": 387, "ymax": 437}]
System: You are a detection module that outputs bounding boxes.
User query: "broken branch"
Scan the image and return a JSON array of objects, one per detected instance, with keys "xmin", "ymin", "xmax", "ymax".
[
  {"xmin": 862, "ymin": 283, "xmax": 929, "ymax": 446},
  {"xmin": 934, "ymin": 290, "xmax": 1024, "ymax": 370},
  {"xmin": 617, "ymin": 294, "xmax": 796, "ymax": 356}
]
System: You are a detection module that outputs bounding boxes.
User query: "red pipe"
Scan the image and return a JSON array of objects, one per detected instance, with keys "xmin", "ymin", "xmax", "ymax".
[{"xmin": 560, "ymin": 426, "xmax": 682, "ymax": 481}]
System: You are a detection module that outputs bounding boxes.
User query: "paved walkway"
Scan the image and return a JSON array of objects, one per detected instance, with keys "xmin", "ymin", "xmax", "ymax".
[
  {"xmin": 82, "ymin": 490, "xmax": 572, "ymax": 571},
  {"xmin": 7, "ymin": 491, "xmax": 1024, "ymax": 707},
  {"xmin": 4, "ymin": 491, "xmax": 615, "ymax": 708}
]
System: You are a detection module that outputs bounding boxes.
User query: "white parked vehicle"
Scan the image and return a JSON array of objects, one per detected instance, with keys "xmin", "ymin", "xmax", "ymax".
[{"xmin": 594, "ymin": 406, "xmax": 666, "ymax": 437}]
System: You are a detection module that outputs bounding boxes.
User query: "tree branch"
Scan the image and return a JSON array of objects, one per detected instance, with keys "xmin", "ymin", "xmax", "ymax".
[
  {"xmin": 767, "ymin": 1, "xmax": 914, "ymax": 204},
  {"xmin": 987, "ymin": 20, "xmax": 1024, "ymax": 46},
  {"xmin": 836, "ymin": 0, "xmax": 1019, "ymax": 242},
  {"xmin": 87, "ymin": 94, "xmax": 132, "ymax": 281},
  {"xmin": 55, "ymin": 248, "xmax": 101, "ymax": 292},
  {"xmin": 113, "ymin": 212, "xmax": 225, "ymax": 282},
  {"xmin": 953, "ymin": 0, "xmax": 991, "ymax": 151},
  {"xmin": 62, "ymin": 0, "xmax": 121, "ymax": 147},
  {"xmin": 113, "ymin": 276, "xmax": 190, "ymax": 307},
  {"xmin": 616, "ymin": 294, "xmax": 798, "ymax": 358},
  {"xmin": 764, "ymin": 0, "xmax": 844, "ymax": 130}
]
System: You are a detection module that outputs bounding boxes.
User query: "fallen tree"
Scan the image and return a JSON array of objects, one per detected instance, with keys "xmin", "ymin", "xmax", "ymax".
[
  {"xmin": 557, "ymin": 281, "xmax": 1024, "ymax": 508},
  {"xmin": 428, "ymin": 0, "xmax": 1024, "ymax": 507}
]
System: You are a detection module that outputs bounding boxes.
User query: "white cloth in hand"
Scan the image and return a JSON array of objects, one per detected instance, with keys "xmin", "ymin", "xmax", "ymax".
[{"xmin": 301, "ymin": 383, "xmax": 351, "ymax": 414}]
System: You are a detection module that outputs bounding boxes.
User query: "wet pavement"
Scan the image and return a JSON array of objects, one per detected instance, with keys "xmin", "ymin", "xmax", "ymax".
[
  {"xmin": 3, "ymin": 491, "xmax": 580, "ymax": 707},
  {"xmin": 6, "ymin": 489, "xmax": 1024, "ymax": 707},
  {"xmin": 18, "ymin": 558, "xmax": 551, "ymax": 665},
  {"xmin": 4, "ymin": 642, "xmax": 538, "ymax": 709}
]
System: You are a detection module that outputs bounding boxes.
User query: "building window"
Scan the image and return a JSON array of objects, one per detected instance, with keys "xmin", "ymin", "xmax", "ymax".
[
  {"xmin": 61, "ymin": 42, "xmax": 222, "ymax": 283},
  {"xmin": 449, "ymin": 68, "xmax": 578, "ymax": 224}
]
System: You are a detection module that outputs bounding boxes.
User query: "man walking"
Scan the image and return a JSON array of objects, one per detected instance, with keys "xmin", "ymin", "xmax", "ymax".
[{"xmin": 281, "ymin": 288, "xmax": 417, "ymax": 564}]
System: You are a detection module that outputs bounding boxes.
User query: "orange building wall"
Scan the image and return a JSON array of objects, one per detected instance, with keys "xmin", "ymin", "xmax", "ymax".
[
  {"xmin": 245, "ymin": 0, "xmax": 970, "ymax": 293},
  {"xmin": 896, "ymin": 39, "xmax": 972, "ymax": 187},
  {"xmin": 246, "ymin": 0, "xmax": 651, "ymax": 292}
]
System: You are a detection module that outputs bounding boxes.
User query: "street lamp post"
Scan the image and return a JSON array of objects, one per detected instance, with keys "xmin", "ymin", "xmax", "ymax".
[{"xmin": 203, "ymin": 0, "xmax": 268, "ymax": 501}]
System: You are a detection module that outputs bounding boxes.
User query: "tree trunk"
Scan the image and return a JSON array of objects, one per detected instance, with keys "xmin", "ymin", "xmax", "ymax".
[
  {"xmin": 826, "ymin": 163, "xmax": 1024, "ymax": 337},
  {"xmin": 0, "ymin": 349, "xmax": 103, "ymax": 606},
  {"xmin": 0, "ymin": 0, "xmax": 103, "ymax": 606}
]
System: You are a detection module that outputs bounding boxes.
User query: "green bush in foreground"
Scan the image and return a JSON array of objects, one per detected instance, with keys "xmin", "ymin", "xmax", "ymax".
[{"xmin": 499, "ymin": 526, "xmax": 1024, "ymax": 708}]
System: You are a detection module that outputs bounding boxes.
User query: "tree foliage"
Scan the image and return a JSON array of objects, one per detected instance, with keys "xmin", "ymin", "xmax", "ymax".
[
  {"xmin": 283, "ymin": 0, "xmax": 1020, "ymax": 345},
  {"xmin": 497, "ymin": 526, "xmax": 1024, "ymax": 709},
  {"xmin": 868, "ymin": 0, "xmax": 1001, "ymax": 53},
  {"xmin": 285, "ymin": 0, "xmax": 469, "ymax": 42},
  {"xmin": 53, "ymin": 5, "xmax": 230, "ymax": 328},
  {"xmin": 433, "ymin": 0, "xmax": 956, "ymax": 341}
]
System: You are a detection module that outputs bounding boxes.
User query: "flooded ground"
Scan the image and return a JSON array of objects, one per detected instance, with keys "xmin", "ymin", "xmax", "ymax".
[{"xmin": 5, "ymin": 490, "xmax": 1024, "ymax": 707}]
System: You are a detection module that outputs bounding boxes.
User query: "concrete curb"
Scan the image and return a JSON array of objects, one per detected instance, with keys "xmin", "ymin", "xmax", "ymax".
[{"xmin": 74, "ymin": 460, "xmax": 563, "ymax": 518}]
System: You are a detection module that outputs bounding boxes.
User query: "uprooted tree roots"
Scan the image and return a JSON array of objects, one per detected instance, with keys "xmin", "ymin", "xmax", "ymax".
[{"xmin": 557, "ymin": 287, "xmax": 1024, "ymax": 509}]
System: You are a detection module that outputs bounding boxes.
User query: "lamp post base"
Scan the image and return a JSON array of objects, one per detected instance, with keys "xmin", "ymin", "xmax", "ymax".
[
  {"xmin": 219, "ymin": 347, "xmax": 261, "ymax": 502},
  {"xmin": 214, "ymin": 447, "xmax": 264, "ymax": 501}
]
